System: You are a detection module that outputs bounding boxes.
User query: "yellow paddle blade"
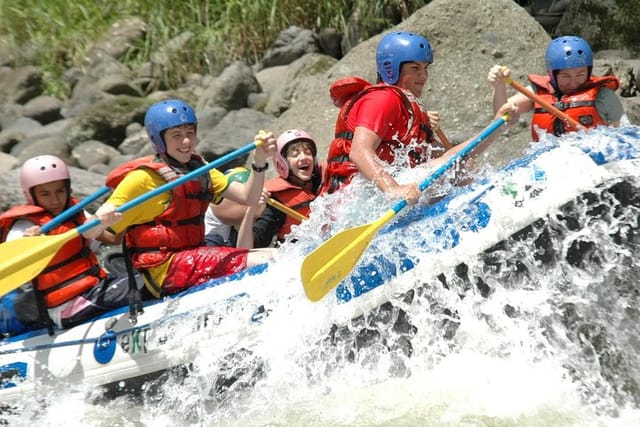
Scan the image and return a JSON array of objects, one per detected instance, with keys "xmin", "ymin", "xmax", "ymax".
[
  {"xmin": 0, "ymin": 229, "xmax": 79, "ymax": 297},
  {"xmin": 301, "ymin": 210, "xmax": 395, "ymax": 302}
]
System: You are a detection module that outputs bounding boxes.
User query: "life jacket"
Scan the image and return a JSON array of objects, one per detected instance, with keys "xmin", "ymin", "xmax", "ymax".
[
  {"xmin": 265, "ymin": 175, "xmax": 318, "ymax": 240},
  {"xmin": 528, "ymin": 74, "xmax": 620, "ymax": 141},
  {"xmin": 322, "ymin": 77, "xmax": 437, "ymax": 194},
  {"xmin": 105, "ymin": 154, "xmax": 212, "ymax": 270},
  {"xmin": 0, "ymin": 200, "xmax": 106, "ymax": 308}
]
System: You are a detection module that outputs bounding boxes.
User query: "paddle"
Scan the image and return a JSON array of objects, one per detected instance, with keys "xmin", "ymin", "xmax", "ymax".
[
  {"xmin": 503, "ymin": 73, "xmax": 585, "ymax": 130},
  {"xmin": 0, "ymin": 140, "xmax": 262, "ymax": 297},
  {"xmin": 267, "ymin": 198, "xmax": 308, "ymax": 222},
  {"xmin": 40, "ymin": 185, "xmax": 111, "ymax": 234},
  {"xmin": 434, "ymin": 127, "xmax": 453, "ymax": 150},
  {"xmin": 301, "ymin": 115, "xmax": 509, "ymax": 302}
]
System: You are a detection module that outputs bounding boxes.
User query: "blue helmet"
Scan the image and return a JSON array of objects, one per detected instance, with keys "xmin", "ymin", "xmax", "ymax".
[
  {"xmin": 546, "ymin": 36, "xmax": 593, "ymax": 72},
  {"xmin": 376, "ymin": 32, "xmax": 433, "ymax": 85},
  {"xmin": 144, "ymin": 99, "xmax": 197, "ymax": 153}
]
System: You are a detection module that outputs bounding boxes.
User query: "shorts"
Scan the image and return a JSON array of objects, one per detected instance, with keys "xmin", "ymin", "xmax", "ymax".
[
  {"xmin": 58, "ymin": 273, "xmax": 138, "ymax": 328},
  {"xmin": 162, "ymin": 246, "xmax": 249, "ymax": 295}
]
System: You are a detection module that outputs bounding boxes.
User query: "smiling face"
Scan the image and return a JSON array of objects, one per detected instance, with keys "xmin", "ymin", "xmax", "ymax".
[
  {"xmin": 32, "ymin": 180, "xmax": 69, "ymax": 216},
  {"xmin": 284, "ymin": 141, "xmax": 316, "ymax": 183},
  {"xmin": 163, "ymin": 124, "xmax": 197, "ymax": 164},
  {"xmin": 397, "ymin": 61, "xmax": 430, "ymax": 97},
  {"xmin": 554, "ymin": 66, "xmax": 589, "ymax": 94}
]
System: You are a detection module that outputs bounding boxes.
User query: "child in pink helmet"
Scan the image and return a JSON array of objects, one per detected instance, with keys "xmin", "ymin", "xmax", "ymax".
[
  {"xmin": 0, "ymin": 155, "xmax": 128, "ymax": 337},
  {"xmin": 205, "ymin": 128, "xmax": 323, "ymax": 248}
]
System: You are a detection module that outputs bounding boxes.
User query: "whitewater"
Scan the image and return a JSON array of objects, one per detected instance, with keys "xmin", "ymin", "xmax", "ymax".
[{"xmin": 3, "ymin": 123, "xmax": 640, "ymax": 426}]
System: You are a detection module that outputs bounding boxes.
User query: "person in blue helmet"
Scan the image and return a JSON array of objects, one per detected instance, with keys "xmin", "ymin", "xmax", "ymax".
[
  {"xmin": 90, "ymin": 99, "xmax": 278, "ymax": 299},
  {"xmin": 488, "ymin": 35, "xmax": 624, "ymax": 141},
  {"xmin": 321, "ymin": 31, "xmax": 509, "ymax": 203}
]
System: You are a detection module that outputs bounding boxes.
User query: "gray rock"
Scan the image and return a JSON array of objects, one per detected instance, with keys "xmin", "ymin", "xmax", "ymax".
[
  {"xmin": 0, "ymin": 152, "xmax": 18, "ymax": 173},
  {"xmin": 118, "ymin": 128, "xmax": 148, "ymax": 155},
  {"xmin": 0, "ymin": 117, "xmax": 42, "ymax": 152},
  {"xmin": 196, "ymin": 109, "xmax": 275, "ymax": 161},
  {"xmin": 11, "ymin": 134, "xmax": 71, "ymax": 166},
  {"xmin": 258, "ymin": 26, "xmax": 320, "ymax": 70},
  {"xmin": 318, "ymin": 27, "xmax": 343, "ymax": 59},
  {"xmin": 264, "ymin": 53, "xmax": 337, "ymax": 117},
  {"xmin": 22, "ymin": 95, "xmax": 63, "ymax": 124},
  {"xmin": 197, "ymin": 62, "xmax": 261, "ymax": 112},
  {"xmin": 98, "ymin": 74, "xmax": 143, "ymax": 97},
  {"xmin": 0, "ymin": 65, "xmax": 43, "ymax": 105},
  {"xmin": 72, "ymin": 140, "xmax": 122, "ymax": 169}
]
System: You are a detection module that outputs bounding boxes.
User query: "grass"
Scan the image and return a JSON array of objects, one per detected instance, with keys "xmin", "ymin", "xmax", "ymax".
[{"xmin": 0, "ymin": 0, "xmax": 359, "ymax": 98}]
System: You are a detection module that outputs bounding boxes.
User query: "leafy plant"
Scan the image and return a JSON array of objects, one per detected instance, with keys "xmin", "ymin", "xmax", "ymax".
[{"xmin": 0, "ymin": 0, "xmax": 355, "ymax": 97}]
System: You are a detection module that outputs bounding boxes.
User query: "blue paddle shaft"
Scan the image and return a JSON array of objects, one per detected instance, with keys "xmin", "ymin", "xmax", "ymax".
[
  {"xmin": 391, "ymin": 116, "xmax": 507, "ymax": 214},
  {"xmin": 40, "ymin": 186, "xmax": 111, "ymax": 234},
  {"xmin": 76, "ymin": 141, "xmax": 259, "ymax": 234}
]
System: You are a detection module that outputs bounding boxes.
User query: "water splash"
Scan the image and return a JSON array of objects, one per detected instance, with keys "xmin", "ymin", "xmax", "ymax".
[{"xmin": 4, "ymin": 126, "xmax": 640, "ymax": 426}]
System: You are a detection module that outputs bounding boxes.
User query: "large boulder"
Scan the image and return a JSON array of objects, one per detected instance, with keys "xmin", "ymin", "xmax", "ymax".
[{"xmin": 272, "ymin": 0, "xmax": 549, "ymax": 169}]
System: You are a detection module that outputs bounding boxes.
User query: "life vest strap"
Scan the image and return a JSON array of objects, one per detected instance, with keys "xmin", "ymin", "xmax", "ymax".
[
  {"xmin": 535, "ymin": 100, "xmax": 594, "ymax": 113},
  {"xmin": 40, "ymin": 246, "xmax": 91, "ymax": 274},
  {"xmin": 335, "ymin": 131, "xmax": 354, "ymax": 140},
  {"xmin": 327, "ymin": 154, "xmax": 350, "ymax": 164}
]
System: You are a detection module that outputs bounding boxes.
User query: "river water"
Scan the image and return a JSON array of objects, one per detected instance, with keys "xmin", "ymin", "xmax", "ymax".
[{"xmin": 4, "ymin": 125, "xmax": 640, "ymax": 426}]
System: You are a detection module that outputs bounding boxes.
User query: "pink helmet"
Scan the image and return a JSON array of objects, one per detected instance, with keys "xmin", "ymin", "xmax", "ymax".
[
  {"xmin": 20, "ymin": 155, "xmax": 70, "ymax": 204},
  {"xmin": 274, "ymin": 129, "xmax": 317, "ymax": 179}
]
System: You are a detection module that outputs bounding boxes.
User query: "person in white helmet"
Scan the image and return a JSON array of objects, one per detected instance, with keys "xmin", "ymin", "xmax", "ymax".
[{"xmin": 0, "ymin": 155, "xmax": 129, "ymax": 337}]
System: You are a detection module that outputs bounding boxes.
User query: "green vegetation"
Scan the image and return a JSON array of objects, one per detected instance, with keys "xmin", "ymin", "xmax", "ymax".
[{"xmin": 0, "ymin": 0, "xmax": 356, "ymax": 97}]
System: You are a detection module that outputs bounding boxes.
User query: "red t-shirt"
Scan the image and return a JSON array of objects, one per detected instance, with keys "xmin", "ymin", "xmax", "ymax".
[{"xmin": 345, "ymin": 89, "xmax": 411, "ymax": 141}]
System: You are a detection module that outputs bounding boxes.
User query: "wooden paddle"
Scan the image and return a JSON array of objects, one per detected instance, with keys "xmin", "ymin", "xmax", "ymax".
[
  {"xmin": 40, "ymin": 185, "xmax": 111, "ymax": 234},
  {"xmin": 0, "ymin": 140, "xmax": 262, "ymax": 297},
  {"xmin": 301, "ymin": 115, "xmax": 509, "ymax": 302},
  {"xmin": 434, "ymin": 127, "xmax": 453, "ymax": 150},
  {"xmin": 267, "ymin": 198, "xmax": 308, "ymax": 222},
  {"xmin": 503, "ymin": 74, "xmax": 585, "ymax": 131}
]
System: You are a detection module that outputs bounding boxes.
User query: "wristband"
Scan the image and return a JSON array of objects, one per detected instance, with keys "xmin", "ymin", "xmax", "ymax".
[{"xmin": 251, "ymin": 162, "xmax": 269, "ymax": 172}]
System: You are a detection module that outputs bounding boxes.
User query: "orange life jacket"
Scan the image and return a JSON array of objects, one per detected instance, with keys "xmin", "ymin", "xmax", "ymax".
[
  {"xmin": 322, "ymin": 77, "xmax": 437, "ymax": 194},
  {"xmin": 105, "ymin": 155, "xmax": 212, "ymax": 269},
  {"xmin": 0, "ymin": 199, "xmax": 106, "ymax": 308},
  {"xmin": 265, "ymin": 176, "xmax": 318, "ymax": 240},
  {"xmin": 528, "ymin": 74, "xmax": 620, "ymax": 141}
]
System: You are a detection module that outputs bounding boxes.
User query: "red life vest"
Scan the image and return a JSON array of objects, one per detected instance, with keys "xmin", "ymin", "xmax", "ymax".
[
  {"xmin": 321, "ymin": 77, "xmax": 437, "ymax": 194},
  {"xmin": 105, "ymin": 155, "xmax": 212, "ymax": 269},
  {"xmin": 528, "ymin": 74, "xmax": 620, "ymax": 141},
  {"xmin": 0, "ymin": 199, "xmax": 106, "ymax": 308},
  {"xmin": 265, "ymin": 176, "xmax": 318, "ymax": 240}
]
